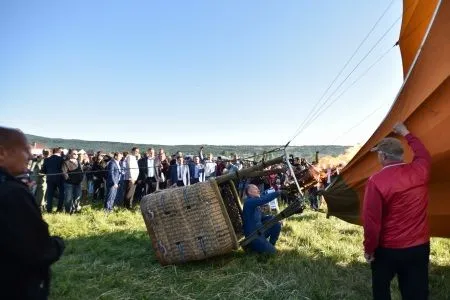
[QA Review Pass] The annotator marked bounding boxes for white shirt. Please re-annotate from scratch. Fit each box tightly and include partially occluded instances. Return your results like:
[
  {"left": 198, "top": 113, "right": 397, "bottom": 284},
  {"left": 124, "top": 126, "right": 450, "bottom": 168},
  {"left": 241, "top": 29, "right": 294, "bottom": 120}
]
[
  {"left": 147, "top": 158, "right": 155, "bottom": 178},
  {"left": 266, "top": 188, "right": 279, "bottom": 210},
  {"left": 204, "top": 161, "right": 217, "bottom": 177},
  {"left": 125, "top": 155, "right": 139, "bottom": 181}
]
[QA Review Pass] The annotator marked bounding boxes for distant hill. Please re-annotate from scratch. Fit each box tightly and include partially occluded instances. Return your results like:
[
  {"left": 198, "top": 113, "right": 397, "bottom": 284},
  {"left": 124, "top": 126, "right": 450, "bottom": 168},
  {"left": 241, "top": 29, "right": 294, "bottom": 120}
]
[{"left": 25, "top": 133, "right": 350, "bottom": 161}]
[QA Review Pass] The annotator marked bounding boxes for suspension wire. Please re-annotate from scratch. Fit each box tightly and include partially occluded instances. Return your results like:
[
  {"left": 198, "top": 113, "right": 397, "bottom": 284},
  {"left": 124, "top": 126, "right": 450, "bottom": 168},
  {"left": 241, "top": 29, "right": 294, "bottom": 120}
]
[
  {"left": 331, "top": 102, "right": 391, "bottom": 144},
  {"left": 286, "top": 0, "right": 397, "bottom": 144},
  {"left": 289, "top": 18, "right": 401, "bottom": 145},
  {"left": 300, "top": 45, "right": 395, "bottom": 134},
  {"left": 286, "top": 0, "right": 426, "bottom": 146},
  {"left": 291, "top": 2, "right": 434, "bottom": 143}
]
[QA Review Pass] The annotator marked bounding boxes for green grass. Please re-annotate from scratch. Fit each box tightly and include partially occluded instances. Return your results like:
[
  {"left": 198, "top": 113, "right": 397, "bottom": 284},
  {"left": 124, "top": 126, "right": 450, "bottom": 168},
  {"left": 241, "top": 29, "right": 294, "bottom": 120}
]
[{"left": 45, "top": 205, "right": 450, "bottom": 300}]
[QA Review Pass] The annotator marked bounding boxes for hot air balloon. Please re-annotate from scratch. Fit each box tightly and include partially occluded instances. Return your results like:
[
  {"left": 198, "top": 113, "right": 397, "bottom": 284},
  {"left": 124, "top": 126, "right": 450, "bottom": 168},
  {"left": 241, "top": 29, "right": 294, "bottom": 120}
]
[{"left": 323, "top": 0, "right": 450, "bottom": 237}]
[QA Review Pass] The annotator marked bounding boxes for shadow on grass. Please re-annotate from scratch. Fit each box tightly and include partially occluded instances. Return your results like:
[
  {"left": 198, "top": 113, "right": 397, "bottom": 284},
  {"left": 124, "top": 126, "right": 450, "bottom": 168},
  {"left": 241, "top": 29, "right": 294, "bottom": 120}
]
[
  {"left": 49, "top": 230, "right": 450, "bottom": 300},
  {"left": 338, "top": 228, "right": 361, "bottom": 235},
  {"left": 288, "top": 212, "right": 320, "bottom": 222}
]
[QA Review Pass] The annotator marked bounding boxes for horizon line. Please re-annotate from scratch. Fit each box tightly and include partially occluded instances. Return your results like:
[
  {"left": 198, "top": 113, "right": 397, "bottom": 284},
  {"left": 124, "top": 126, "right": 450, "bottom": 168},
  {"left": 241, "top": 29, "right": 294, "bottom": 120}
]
[{"left": 25, "top": 133, "right": 354, "bottom": 148}]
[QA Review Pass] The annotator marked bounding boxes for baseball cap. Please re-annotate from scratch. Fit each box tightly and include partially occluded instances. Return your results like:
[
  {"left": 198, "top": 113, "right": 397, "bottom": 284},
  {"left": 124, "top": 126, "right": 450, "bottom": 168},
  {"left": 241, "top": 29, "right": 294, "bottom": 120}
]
[{"left": 371, "top": 137, "right": 404, "bottom": 156}]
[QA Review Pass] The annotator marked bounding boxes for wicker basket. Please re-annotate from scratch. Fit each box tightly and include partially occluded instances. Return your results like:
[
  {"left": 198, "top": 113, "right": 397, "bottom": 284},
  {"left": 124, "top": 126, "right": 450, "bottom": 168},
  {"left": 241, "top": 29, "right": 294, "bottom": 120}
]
[{"left": 140, "top": 179, "right": 241, "bottom": 265}]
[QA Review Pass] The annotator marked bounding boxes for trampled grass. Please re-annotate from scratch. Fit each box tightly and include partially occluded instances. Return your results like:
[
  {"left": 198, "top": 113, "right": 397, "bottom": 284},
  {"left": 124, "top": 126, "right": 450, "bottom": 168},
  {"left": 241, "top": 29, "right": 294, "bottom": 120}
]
[{"left": 45, "top": 205, "right": 450, "bottom": 300}]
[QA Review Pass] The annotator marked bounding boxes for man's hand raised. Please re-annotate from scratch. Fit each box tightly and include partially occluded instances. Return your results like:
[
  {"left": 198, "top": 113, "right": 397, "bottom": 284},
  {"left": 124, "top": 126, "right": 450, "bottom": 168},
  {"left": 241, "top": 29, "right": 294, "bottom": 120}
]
[{"left": 393, "top": 122, "right": 410, "bottom": 137}]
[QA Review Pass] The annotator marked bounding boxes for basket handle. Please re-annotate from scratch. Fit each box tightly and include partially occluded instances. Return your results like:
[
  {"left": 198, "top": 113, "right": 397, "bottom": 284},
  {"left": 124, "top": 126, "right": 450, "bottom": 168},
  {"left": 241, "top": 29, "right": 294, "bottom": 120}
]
[
  {"left": 158, "top": 241, "right": 167, "bottom": 256},
  {"left": 147, "top": 209, "right": 155, "bottom": 220}
]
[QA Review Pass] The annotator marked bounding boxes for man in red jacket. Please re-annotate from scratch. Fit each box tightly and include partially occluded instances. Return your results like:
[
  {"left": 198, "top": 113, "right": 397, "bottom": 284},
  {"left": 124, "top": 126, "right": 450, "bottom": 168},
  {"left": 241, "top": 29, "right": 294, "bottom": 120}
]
[{"left": 363, "top": 122, "right": 431, "bottom": 300}]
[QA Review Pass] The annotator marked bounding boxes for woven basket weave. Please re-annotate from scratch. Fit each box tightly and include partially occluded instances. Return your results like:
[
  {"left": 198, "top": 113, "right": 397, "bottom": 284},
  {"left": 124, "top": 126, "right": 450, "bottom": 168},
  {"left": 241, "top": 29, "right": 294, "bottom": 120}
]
[{"left": 140, "top": 179, "right": 240, "bottom": 265}]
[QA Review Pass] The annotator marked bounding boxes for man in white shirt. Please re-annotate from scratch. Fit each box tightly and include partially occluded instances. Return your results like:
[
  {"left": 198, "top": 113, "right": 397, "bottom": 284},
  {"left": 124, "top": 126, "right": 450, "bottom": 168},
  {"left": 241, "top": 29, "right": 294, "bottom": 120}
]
[
  {"left": 204, "top": 153, "right": 217, "bottom": 180},
  {"left": 137, "top": 148, "right": 158, "bottom": 196},
  {"left": 123, "top": 147, "right": 139, "bottom": 209},
  {"left": 170, "top": 156, "right": 190, "bottom": 187}
]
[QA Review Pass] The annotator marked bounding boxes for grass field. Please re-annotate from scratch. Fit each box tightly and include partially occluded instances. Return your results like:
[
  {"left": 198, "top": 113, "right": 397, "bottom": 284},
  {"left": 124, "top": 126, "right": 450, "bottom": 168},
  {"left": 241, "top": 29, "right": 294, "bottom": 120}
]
[{"left": 45, "top": 205, "right": 450, "bottom": 300}]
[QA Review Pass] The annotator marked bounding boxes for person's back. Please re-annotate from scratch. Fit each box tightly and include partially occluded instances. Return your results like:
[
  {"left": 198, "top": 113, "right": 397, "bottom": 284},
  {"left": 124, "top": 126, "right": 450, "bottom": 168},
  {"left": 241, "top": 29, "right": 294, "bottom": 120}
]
[
  {"left": 369, "top": 158, "right": 430, "bottom": 249},
  {"left": 43, "top": 154, "right": 63, "bottom": 183},
  {"left": 364, "top": 131, "right": 431, "bottom": 253},
  {"left": 42, "top": 149, "right": 65, "bottom": 212}
]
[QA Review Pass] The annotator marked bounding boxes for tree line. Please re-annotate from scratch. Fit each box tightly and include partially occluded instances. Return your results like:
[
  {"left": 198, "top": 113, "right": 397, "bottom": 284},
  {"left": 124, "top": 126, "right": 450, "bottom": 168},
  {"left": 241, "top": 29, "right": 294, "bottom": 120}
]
[{"left": 26, "top": 134, "right": 349, "bottom": 161}]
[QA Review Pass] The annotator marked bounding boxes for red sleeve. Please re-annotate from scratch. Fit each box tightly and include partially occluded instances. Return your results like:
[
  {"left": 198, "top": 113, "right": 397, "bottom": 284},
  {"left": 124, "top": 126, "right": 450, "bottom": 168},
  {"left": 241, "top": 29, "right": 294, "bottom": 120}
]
[
  {"left": 405, "top": 133, "right": 431, "bottom": 181},
  {"left": 363, "top": 178, "right": 383, "bottom": 255}
]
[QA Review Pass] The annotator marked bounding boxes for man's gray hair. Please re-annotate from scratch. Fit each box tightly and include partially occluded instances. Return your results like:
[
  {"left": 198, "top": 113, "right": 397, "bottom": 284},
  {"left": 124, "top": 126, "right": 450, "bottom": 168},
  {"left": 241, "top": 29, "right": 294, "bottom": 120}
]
[{"left": 383, "top": 152, "right": 403, "bottom": 162}]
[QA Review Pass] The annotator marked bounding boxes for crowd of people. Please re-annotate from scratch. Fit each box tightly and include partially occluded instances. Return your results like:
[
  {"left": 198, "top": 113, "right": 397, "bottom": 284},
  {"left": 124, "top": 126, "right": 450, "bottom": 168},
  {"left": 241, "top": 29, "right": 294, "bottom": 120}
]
[
  {"left": 0, "top": 122, "right": 434, "bottom": 299},
  {"left": 25, "top": 142, "right": 345, "bottom": 216},
  {"left": 26, "top": 145, "right": 265, "bottom": 214}
]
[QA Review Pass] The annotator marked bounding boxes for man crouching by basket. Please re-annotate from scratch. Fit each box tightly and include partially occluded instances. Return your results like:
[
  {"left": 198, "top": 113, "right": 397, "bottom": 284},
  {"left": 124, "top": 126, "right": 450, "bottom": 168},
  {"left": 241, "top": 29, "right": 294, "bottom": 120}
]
[{"left": 243, "top": 184, "right": 284, "bottom": 254}]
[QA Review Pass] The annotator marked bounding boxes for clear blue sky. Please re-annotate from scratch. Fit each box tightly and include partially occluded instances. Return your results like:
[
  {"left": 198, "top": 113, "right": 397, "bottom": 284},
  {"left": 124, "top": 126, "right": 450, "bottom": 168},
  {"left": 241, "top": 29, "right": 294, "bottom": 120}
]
[{"left": 0, "top": 0, "right": 404, "bottom": 146}]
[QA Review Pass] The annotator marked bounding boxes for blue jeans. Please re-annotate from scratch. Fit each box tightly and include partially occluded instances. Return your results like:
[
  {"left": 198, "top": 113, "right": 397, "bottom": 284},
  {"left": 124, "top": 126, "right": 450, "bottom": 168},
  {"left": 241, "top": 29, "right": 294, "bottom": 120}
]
[
  {"left": 114, "top": 180, "right": 125, "bottom": 206},
  {"left": 87, "top": 180, "right": 94, "bottom": 196},
  {"left": 248, "top": 216, "right": 282, "bottom": 254},
  {"left": 64, "top": 183, "right": 81, "bottom": 213},
  {"left": 105, "top": 185, "right": 118, "bottom": 211},
  {"left": 309, "top": 194, "right": 319, "bottom": 210}
]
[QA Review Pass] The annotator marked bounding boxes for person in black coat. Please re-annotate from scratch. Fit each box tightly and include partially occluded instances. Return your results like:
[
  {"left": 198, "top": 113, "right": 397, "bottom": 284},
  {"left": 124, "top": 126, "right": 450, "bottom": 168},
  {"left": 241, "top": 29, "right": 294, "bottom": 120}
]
[
  {"left": 42, "top": 147, "right": 65, "bottom": 212},
  {"left": 0, "top": 127, "right": 65, "bottom": 299},
  {"left": 92, "top": 152, "right": 107, "bottom": 201},
  {"left": 136, "top": 148, "right": 158, "bottom": 198}
]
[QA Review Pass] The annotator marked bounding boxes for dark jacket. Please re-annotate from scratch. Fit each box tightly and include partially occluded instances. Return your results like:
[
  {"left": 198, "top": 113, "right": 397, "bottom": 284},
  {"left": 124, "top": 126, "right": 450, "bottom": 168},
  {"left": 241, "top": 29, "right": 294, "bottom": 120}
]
[
  {"left": 137, "top": 156, "right": 157, "bottom": 181},
  {"left": 92, "top": 159, "right": 107, "bottom": 181},
  {"left": 0, "top": 168, "right": 65, "bottom": 299},
  {"left": 170, "top": 163, "right": 190, "bottom": 186},
  {"left": 42, "top": 155, "right": 64, "bottom": 184}
]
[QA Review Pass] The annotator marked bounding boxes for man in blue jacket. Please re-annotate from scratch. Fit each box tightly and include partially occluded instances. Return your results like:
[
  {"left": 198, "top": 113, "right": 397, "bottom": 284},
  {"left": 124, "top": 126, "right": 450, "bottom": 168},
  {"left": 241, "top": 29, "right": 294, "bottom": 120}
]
[
  {"left": 105, "top": 152, "right": 123, "bottom": 213},
  {"left": 243, "top": 184, "right": 283, "bottom": 254},
  {"left": 189, "top": 156, "right": 205, "bottom": 184}
]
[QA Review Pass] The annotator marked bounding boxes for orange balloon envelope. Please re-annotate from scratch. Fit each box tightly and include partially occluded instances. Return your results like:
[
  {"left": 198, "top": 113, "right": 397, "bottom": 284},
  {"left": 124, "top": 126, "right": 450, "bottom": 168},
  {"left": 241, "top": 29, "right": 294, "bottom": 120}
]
[{"left": 323, "top": 0, "right": 450, "bottom": 237}]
